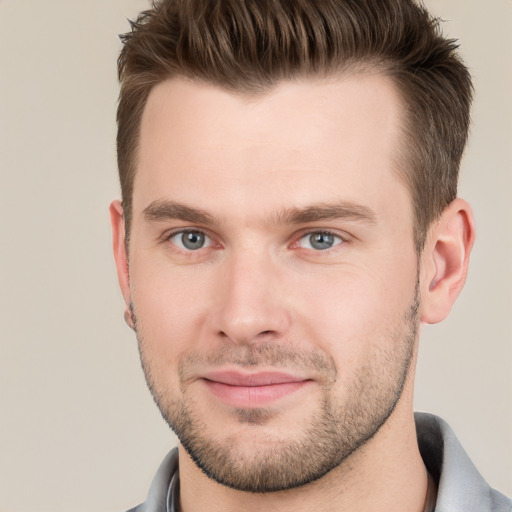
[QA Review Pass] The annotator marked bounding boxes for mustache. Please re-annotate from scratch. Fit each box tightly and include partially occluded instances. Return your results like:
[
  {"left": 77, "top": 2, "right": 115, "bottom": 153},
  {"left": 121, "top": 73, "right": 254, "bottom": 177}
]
[{"left": 177, "top": 343, "right": 338, "bottom": 384}]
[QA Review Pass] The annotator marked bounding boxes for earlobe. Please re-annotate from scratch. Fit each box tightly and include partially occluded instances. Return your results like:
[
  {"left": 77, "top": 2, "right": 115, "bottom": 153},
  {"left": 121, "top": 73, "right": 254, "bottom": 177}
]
[
  {"left": 420, "top": 198, "right": 475, "bottom": 325},
  {"left": 109, "top": 200, "right": 133, "bottom": 328}
]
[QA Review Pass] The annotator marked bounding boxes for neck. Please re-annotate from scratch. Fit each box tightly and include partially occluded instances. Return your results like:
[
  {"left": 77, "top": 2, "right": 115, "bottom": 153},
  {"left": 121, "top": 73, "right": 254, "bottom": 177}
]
[{"left": 178, "top": 404, "right": 428, "bottom": 512}]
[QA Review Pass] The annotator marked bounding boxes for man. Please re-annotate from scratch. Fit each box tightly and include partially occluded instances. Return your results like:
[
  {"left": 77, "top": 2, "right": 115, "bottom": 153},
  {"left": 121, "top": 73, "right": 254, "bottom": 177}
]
[{"left": 110, "top": 1, "right": 511, "bottom": 511}]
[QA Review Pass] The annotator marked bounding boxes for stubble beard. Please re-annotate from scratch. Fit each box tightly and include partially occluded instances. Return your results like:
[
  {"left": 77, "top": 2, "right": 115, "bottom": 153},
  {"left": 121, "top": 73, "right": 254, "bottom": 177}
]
[{"left": 133, "top": 290, "right": 419, "bottom": 493}]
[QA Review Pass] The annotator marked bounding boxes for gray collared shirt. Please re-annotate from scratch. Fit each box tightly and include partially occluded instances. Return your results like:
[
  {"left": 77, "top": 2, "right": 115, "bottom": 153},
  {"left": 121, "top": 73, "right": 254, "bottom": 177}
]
[{"left": 127, "top": 413, "right": 512, "bottom": 512}]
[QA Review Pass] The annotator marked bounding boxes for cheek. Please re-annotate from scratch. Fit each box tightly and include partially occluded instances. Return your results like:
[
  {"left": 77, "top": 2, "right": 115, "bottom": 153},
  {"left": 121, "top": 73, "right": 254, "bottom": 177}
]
[
  {"left": 130, "top": 260, "right": 212, "bottom": 365},
  {"left": 293, "top": 260, "right": 417, "bottom": 367}
]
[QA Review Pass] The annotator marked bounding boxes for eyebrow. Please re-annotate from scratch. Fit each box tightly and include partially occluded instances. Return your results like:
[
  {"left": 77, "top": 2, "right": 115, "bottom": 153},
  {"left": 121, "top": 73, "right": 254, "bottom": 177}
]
[
  {"left": 143, "top": 200, "right": 219, "bottom": 225},
  {"left": 142, "top": 199, "right": 376, "bottom": 226},
  {"left": 271, "top": 202, "right": 377, "bottom": 225}
]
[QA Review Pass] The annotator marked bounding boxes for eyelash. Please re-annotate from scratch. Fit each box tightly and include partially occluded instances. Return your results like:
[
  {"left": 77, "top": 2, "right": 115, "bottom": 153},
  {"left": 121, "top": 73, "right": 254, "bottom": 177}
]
[
  {"left": 293, "top": 231, "right": 345, "bottom": 252},
  {"left": 163, "top": 228, "right": 346, "bottom": 254},
  {"left": 164, "top": 229, "right": 215, "bottom": 252}
]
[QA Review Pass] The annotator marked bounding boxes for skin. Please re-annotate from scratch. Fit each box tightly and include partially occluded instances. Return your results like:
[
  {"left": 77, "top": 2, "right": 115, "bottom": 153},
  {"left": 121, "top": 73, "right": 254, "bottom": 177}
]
[{"left": 111, "top": 73, "right": 475, "bottom": 512}]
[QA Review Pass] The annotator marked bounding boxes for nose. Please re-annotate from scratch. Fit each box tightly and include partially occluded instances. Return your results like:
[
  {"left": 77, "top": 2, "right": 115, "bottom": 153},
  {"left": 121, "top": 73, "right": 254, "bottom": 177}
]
[{"left": 209, "top": 249, "right": 292, "bottom": 345}]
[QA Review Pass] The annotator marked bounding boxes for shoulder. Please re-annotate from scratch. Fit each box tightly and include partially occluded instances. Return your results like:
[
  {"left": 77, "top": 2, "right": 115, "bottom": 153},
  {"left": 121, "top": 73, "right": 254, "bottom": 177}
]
[{"left": 415, "top": 413, "right": 512, "bottom": 512}]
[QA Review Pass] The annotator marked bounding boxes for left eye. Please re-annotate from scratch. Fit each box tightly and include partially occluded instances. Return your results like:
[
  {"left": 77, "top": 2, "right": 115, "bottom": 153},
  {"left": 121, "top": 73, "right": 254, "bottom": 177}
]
[
  {"left": 169, "top": 230, "right": 212, "bottom": 251},
  {"left": 297, "top": 232, "right": 343, "bottom": 251}
]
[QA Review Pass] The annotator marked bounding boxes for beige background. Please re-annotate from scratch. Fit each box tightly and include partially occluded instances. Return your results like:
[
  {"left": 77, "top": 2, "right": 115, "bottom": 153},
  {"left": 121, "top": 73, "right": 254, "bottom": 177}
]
[{"left": 0, "top": 1, "right": 510, "bottom": 510}]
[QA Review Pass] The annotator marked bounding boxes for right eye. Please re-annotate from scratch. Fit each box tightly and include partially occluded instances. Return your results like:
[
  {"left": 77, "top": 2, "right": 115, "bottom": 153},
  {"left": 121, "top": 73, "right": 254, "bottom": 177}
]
[{"left": 169, "top": 230, "right": 212, "bottom": 251}]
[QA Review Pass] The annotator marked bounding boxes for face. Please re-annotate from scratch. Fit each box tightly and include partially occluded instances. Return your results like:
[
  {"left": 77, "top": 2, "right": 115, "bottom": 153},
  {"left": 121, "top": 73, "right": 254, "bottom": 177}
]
[{"left": 120, "top": 74, "right": 421, "bottom": 492}]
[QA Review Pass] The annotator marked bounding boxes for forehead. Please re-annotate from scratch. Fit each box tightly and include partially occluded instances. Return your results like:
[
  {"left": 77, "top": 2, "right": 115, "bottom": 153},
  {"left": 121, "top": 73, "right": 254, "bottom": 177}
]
[{"left": 134, "top": 73, "right": 410, "bottom": 224}]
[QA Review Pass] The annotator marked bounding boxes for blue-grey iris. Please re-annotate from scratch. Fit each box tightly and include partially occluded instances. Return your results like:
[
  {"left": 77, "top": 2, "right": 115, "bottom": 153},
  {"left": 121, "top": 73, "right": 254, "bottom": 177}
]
[
  {"left": 309, "top": 232, "right": 335, "bottom": 250},
  {"left": 182, "top": 231, "right": 205, "bottom": 250}
]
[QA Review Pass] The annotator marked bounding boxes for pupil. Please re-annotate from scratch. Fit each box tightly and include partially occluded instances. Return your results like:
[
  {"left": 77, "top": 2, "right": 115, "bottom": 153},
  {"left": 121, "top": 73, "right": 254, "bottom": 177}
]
[
  {"left": 182, "top": 231, "right": 204, "bottom": 250},
  {"left": 310, "top": 233, "right": 333, "bottom": 250}
]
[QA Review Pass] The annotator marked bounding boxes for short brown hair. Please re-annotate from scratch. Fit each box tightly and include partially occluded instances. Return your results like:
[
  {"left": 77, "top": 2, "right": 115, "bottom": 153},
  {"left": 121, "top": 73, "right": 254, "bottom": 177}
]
[{"left": 117, "top": 0, "right": 473, "bottom": 250}]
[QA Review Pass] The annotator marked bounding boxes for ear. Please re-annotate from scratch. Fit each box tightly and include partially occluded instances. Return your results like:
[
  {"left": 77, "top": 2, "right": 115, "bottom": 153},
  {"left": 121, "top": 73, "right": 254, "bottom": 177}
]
[
  {"left": 420, "top": 198, "right": 475, "bottom": 324},
  {"left": 109, "top": 200, "right": 134, "bottom": 329}
]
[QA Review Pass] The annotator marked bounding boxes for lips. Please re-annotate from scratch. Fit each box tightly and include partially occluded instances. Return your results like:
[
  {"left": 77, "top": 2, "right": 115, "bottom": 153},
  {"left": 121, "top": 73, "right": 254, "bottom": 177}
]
[{"left": 200, "top": 370, "right": 311, "bottom": 407}]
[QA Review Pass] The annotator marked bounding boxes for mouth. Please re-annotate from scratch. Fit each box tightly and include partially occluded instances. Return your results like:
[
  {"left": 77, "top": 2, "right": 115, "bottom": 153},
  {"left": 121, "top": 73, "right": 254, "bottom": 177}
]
[{"left": 200, "top": 370, "right": 312, "bottom": 408}]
